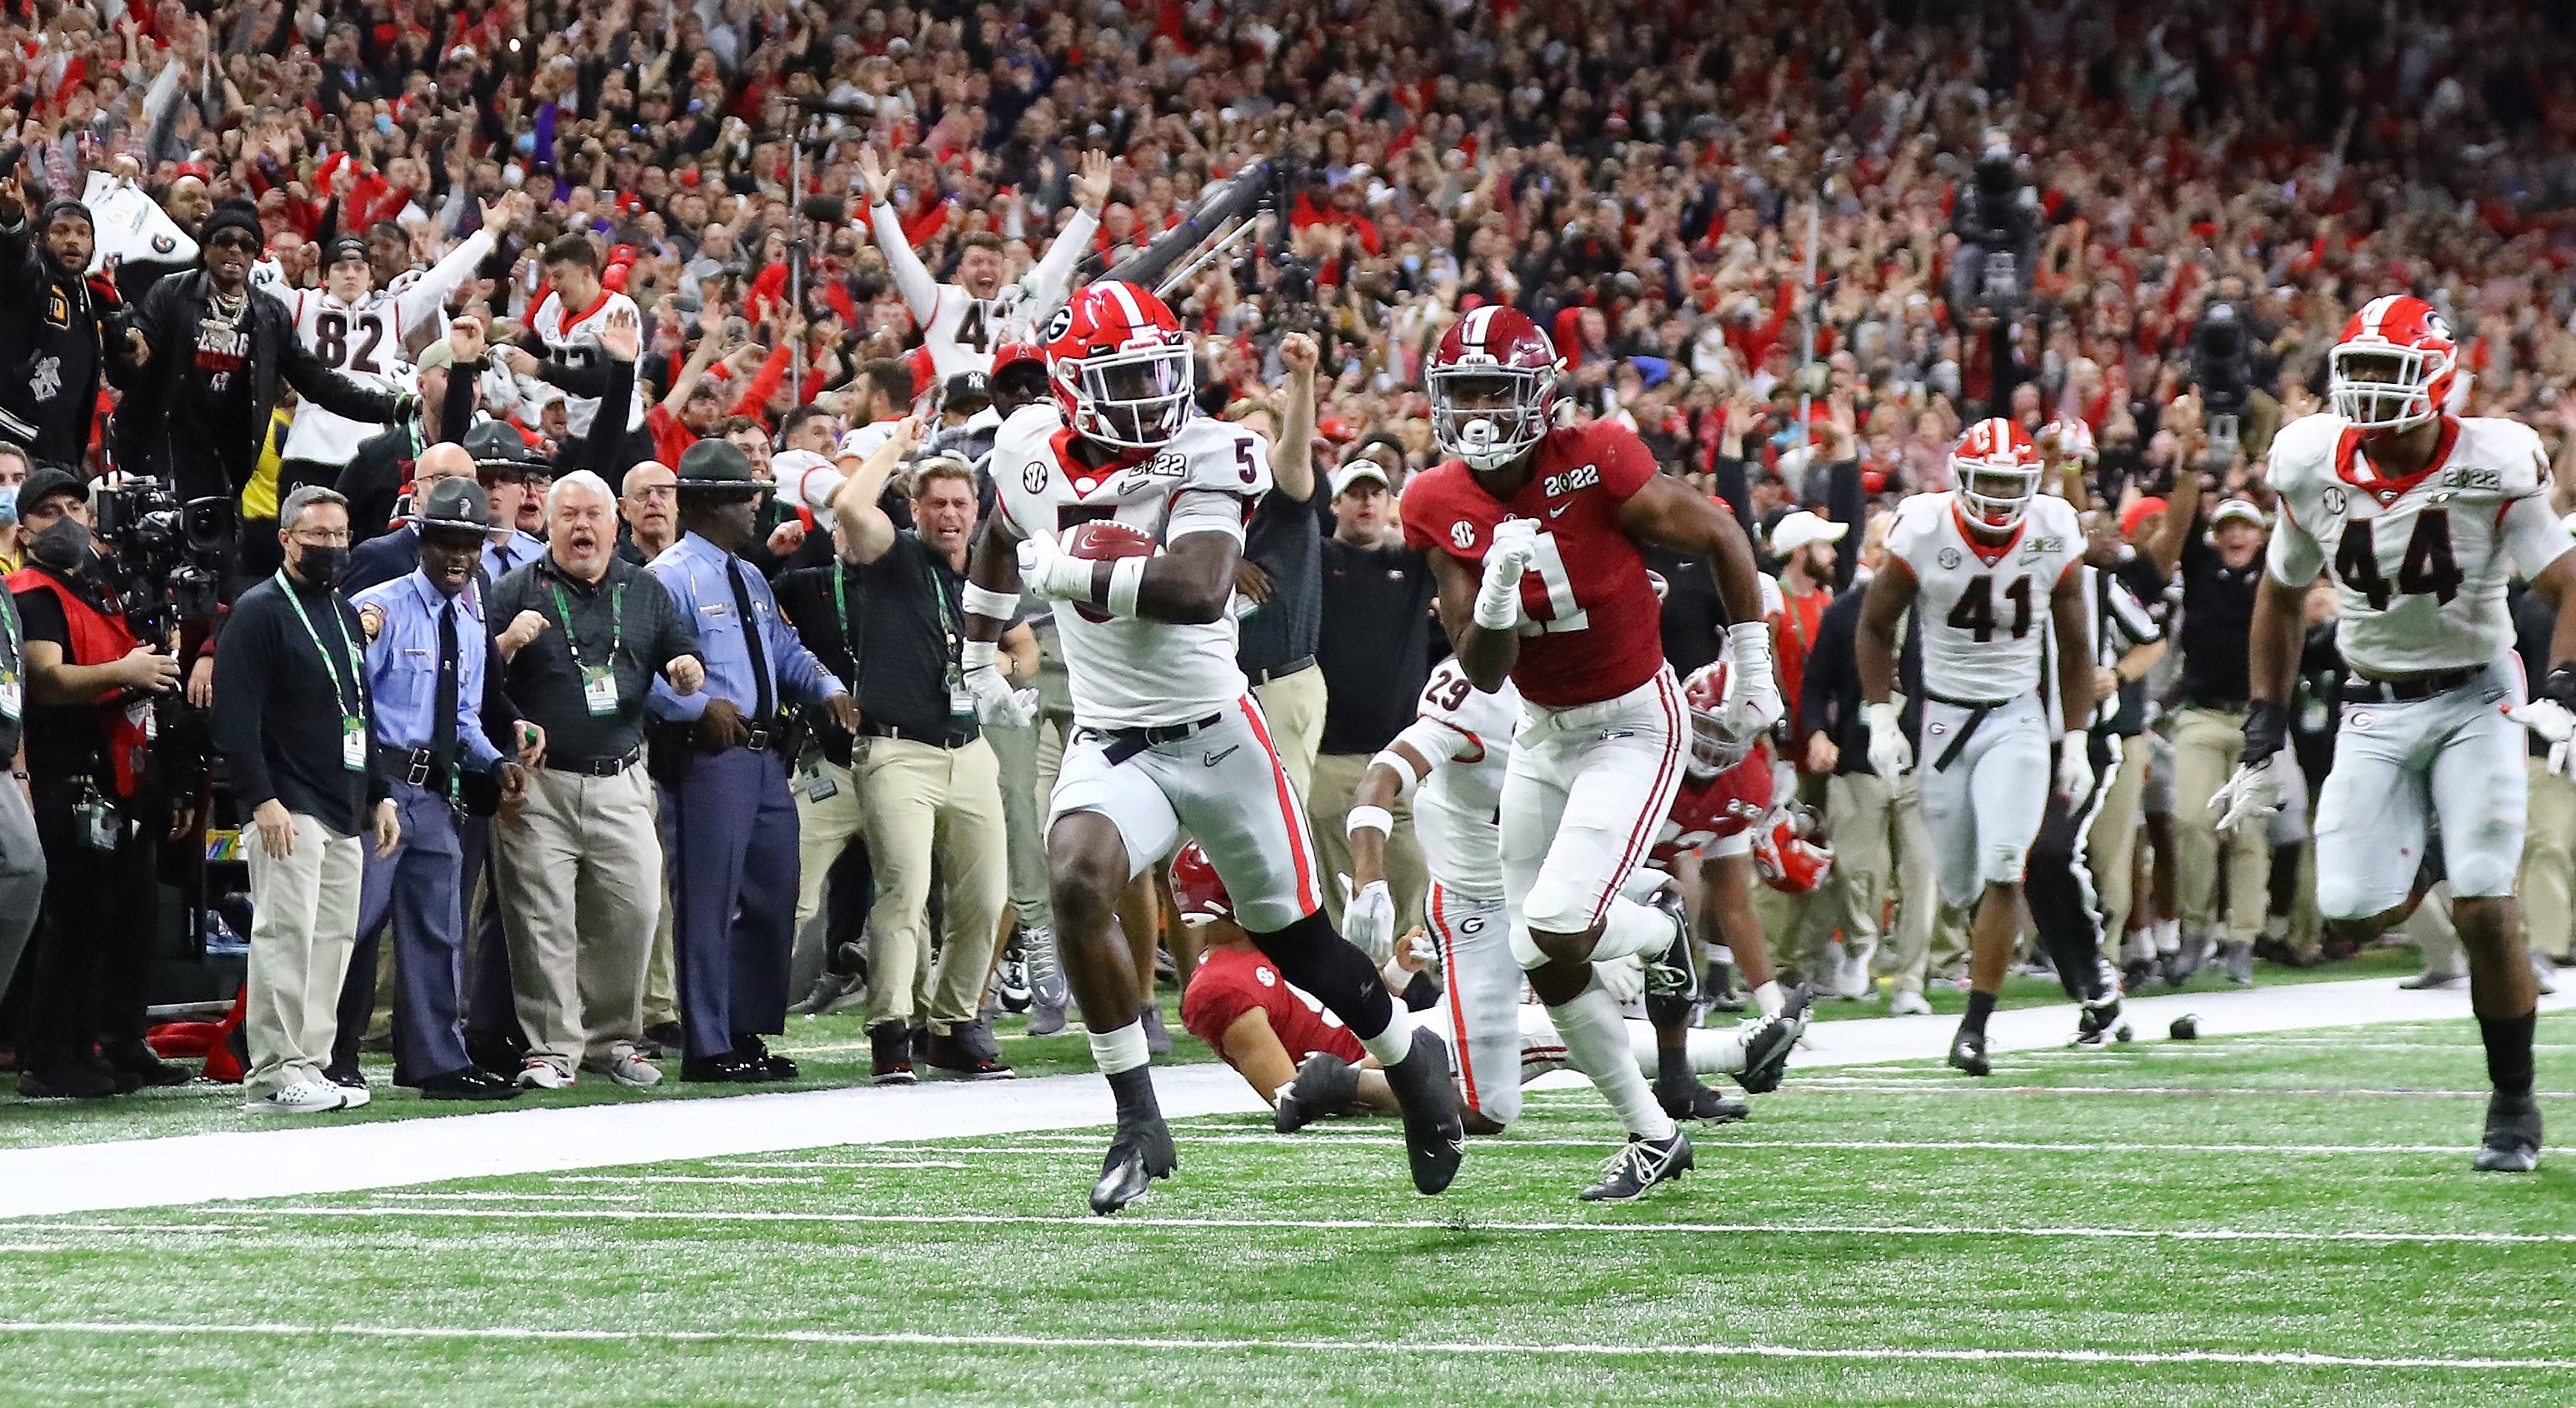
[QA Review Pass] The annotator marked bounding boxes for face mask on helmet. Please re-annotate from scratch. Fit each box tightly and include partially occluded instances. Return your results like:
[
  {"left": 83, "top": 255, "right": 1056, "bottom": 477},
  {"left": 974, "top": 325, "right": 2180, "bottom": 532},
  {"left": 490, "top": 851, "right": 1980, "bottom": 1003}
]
[
  {"left": 1685, "top": 703, "right": 1753, "bottom": 779},
  {"left": 2328, "top": 345, "right": 2447, "bottom": 432},
  {"left": 1430, "top": 367, "right": 1548, "bottom": 470},
  {"left": 1066, "top": 340, "right": 1193, "bottom": 449},
  {"left": 1959, "top": 462, "right": 2039, "bottom": 529}
]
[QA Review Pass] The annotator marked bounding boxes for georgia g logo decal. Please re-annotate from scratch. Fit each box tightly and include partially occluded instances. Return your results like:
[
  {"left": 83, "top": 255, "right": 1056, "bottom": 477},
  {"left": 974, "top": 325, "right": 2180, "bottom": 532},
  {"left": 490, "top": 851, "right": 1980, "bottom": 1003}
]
[{"left": 1043, "top": 306, "right": 1074, "bottom": 342}]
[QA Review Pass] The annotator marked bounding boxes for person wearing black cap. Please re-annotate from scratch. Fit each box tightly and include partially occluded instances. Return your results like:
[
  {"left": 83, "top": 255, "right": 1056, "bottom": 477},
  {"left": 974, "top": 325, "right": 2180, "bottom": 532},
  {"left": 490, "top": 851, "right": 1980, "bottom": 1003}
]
[
  {"left": 117, "top": 200, "right": 411, "bottom": 523},
  {"left": 645, "top": 437, "right": 857, "bottom": 1082},
  {"left": 5, "top": 467, "right": 188, "bottom": 1098},
  {"left": 334, "top": 477, "right": 525, "bottom": 1101},
  {"left": 0, "top": 178, "right": 143, "bottom": 468},
  {"left": 210, "top": 483, "right": 402, "bottom": 1115}
]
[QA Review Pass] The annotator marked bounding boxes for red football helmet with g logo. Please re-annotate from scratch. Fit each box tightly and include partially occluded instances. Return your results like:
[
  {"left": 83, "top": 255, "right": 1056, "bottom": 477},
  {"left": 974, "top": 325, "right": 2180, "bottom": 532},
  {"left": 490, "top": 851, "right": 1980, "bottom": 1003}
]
[
  {"left": 1427, "top": 305, "right": 1562, "bottom": 471},
  {"left": 1171, "top": 841, "right": 1233, "bottom": 923},
  {"left": 1041, "top": 281, "right": 1193, "bottom": 450},
  {"left": 1753, "top": 803, "right": 1834, "bottom": 894},
  {"left": 2329, "top": 294, "right": 2457, "bottom": 433},
  {"left": 1681, "top": 659, "right": 1755, "bottom": 779},
  {"left": 1952, "top": 417, "right": 2041, "bottom": 531}
]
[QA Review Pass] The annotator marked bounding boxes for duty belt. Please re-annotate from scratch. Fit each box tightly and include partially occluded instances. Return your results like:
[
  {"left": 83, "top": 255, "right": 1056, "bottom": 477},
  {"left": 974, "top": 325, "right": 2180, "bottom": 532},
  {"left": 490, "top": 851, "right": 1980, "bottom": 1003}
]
[
  {"left": 1246, "top": 655, "right": 1315, "bottom": 687},
  {"left": 1088, "top": 711, "right": 1225, "bottom": 766},
  {"left": 376, "top": 745, "right": 456, "bottom": 792},
  {"left": 1922, "top": 689, "right": 2018, "bottom": 773},
  {"left": 2342, "top": 666, "right": 2481, "bottom": 704},
  {"left": 544, "top": 746, "right": 643, "bottom": 776}
]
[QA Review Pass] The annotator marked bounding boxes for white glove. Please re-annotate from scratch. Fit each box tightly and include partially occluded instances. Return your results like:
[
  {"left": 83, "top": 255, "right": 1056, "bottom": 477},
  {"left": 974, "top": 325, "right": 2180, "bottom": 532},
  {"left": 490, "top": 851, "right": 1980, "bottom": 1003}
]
[
  {"left": 1014, "top": 531, "right": 1097, "bottom": 603},
  {"left": 2054, "top": 730, "right": 2093, "bottom": 802},
  {"left": 1723, "top": 621, "right": 1783, "bottom": 734},
  {"left": 1473, "top": 518, "right": 1538, "bottom": 630},
  {"left": 1864, "top": 701, "right": 1913, "bottom": 778},
  {"left": 2508, "top": 698, "right": 2576, "bottom": 776},
  {"left": 2208, "top": 751, "right": 2287, "bottom": 836},
  {"left": 959, "top": 642, "right": 1038, "bottom": 727},
  {"left": 1338, "top": 874, "right": 1397, "bottom": 966},
  {"left": 1594, "top": 952, "right": 1647, "bottom": 1005}
]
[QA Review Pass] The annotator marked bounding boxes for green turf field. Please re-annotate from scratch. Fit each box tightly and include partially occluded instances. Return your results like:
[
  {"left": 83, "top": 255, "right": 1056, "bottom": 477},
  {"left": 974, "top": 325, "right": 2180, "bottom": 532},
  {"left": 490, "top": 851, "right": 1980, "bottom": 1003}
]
[{"left": 2, "top": 1006, "right": 2570, "bottom": 1406}]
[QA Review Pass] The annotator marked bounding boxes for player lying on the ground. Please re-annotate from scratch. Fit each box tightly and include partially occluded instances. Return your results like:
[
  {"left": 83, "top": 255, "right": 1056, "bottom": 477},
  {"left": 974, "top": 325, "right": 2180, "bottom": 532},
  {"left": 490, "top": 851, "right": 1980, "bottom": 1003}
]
[
  {"left": 1170, "top": 841, "right": 1803, "bottom": 1131},
  {"left": 2213, "top": 294, "right": 2576, "bottom": 1173}
]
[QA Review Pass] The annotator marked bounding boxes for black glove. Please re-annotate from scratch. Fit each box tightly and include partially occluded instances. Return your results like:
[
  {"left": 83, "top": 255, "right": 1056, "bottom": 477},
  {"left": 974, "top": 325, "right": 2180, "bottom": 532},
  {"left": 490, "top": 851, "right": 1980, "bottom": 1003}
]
[
  {"left": 2240, "top": 701, "right": 2289, "bottom": 766},
  {"left": 2542, "top": 666, "right": 2576, "bottom": 711}
]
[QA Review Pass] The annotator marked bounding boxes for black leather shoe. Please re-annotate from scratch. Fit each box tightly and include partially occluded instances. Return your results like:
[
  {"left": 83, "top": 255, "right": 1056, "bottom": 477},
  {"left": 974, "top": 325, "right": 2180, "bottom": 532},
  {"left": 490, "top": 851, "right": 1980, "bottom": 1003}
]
[
  {"left": 418, "top": 1067, "right": 522, "bottom": 1101},
  {"left": 732, "top": 1033, "right": 798, "bottom": 1081},
  {"left": 679, "top": 1051, "right": 762, "bottom": 1083},
  {"left": 104, "top": 1042, "right": 193, "bottom": 1088},
  {"left": 466, "top": 1031, "right": 529, "bottom": 1079},
  {"left": 19, "top": 1064, "right": 117, "bottom": 1099},
  {"left": 1088, "top": 1117, "right": 1178, "bottom": 1215}
]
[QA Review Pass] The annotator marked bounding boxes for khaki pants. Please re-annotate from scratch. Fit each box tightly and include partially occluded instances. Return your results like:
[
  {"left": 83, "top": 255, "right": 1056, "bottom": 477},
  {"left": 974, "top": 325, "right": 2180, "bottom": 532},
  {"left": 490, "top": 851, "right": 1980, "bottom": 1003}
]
[
  {"left": 1253, "top": 663, "right": 1328, "bottom": 802},
  {"left": 2086, "top": 734, "right": 2152, "bottom": 943},
  {"left": 1821, "top": 770, "right": 1938, "bottom": 994},
  {"left": 641, "top": 781, "right": 678, "bottom": 1028},
  {"left": 983, "top": 711, "right": 1059, "bottom": 930},
  {"left": 495, "top": 764, "right": 659, "bottom": 1077},
  {"left": 1306, "top": 749, "right": 1426, "bottom": 935},
  {"left": 788, "top": 761, "right": 870, "bottom": 983},
  {"left": 2520, "top": 756, "right": 2576, "bottom": 961},
  {"left": 2170, "top": 706, "right": 2268, "bottom": 945},
  {"left": 243, "top": 812, "right": 365, "bottom": 1096},
  {"left": 857, "top": 736, "right": 1009, "bottom": 1032}
]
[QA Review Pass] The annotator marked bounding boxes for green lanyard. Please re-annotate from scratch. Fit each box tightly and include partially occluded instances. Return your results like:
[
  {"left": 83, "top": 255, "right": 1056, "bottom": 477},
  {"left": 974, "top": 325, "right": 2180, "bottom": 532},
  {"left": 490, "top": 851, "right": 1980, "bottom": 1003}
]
[
  {"left": 548, "top": 580, "right": 624, "bottom": 670},
  {"left": 275, "top": 570, "right": 361, "bottom": 719}
]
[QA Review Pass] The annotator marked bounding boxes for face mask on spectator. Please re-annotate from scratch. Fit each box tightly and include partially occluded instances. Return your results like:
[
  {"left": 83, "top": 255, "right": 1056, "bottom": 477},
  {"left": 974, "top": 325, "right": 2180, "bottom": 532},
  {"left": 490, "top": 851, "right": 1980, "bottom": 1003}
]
[
  {"left": 29, "top": 517, "right": 92, "bottom": 572},
  {"left": 298, "top": 543, "right": 349, "bottom": 582},
  {"left": 0, "top": 484, "right": 16, "bottom": 526}
]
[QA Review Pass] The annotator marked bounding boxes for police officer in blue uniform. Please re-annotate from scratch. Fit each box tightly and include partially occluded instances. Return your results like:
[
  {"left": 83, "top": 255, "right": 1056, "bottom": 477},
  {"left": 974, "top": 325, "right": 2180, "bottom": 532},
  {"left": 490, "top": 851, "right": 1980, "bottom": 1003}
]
[
  {"left": 340, "top": 477, "right": 527, "bottom": 1099},
  {"left": 648, "top": 438, "right": 858, "bottom": 1081}
]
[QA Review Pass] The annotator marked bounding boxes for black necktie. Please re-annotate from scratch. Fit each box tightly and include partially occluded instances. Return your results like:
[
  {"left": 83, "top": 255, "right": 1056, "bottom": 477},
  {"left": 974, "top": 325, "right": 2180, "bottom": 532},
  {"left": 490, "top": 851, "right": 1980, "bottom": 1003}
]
[
  {"left": 433, "top": 598, "right": 459, "bottom": 774},
  {"left": 492, "top": 542, "right": 516, "bottom": 575},
  {"left": 728, "top": 557, "right": 773, "bottom": 721}
]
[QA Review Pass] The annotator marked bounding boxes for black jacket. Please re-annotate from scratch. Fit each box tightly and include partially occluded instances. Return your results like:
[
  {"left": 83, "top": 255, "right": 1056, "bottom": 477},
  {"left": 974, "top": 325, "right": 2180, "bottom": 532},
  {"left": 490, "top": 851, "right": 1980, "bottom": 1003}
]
[
  {"left": 1800, "top": 582, "right": 1926, "bottom": 777},
  {"left": 118, "top": 271, "right": 402, "bottom": 502},
  {"left": 0, "top": 216, "right": 120, "bottom": 467}
]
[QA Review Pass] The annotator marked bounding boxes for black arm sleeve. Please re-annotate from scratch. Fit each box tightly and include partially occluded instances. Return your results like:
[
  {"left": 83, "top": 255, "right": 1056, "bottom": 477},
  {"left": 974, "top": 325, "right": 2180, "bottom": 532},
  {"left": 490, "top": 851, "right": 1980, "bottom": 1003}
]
[
  {"left": 1709, "top": 454, "right": 1753, "bottom": 534},
  {"left": 438, "top": 356, "right": 481, "bottom": 442},
  {"left": 1824, "top": 458, "right": 1863, "bottom": 593},
  {"left": 281, "top": 331, "right": 403, "bottom": 423},
  {"left": 583, "top": 359, "right": 638, "bottom": 475},
  {"left": 1801, "top": 593, "right": 1855, "bottom": 745}
]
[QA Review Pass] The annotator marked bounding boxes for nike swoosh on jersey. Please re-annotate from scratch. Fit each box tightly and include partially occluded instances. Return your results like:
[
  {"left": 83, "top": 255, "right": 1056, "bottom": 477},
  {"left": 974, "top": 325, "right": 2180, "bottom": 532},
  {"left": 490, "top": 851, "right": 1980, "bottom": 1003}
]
[
  {"left": 1548, "top": 503, "right": 1572, "bottom": 517},
  {"left": 1203, "top": 745, "right": 1241, "bottom": 766}
]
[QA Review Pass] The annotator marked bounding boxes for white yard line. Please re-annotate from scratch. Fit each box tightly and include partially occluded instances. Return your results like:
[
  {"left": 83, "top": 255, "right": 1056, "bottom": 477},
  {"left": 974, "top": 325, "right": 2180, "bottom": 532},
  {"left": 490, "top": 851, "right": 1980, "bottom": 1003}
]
[
  {"left": 0, "top": 974, "right": 2563, "bottom": 1219},
  {"left": 721, "top": 1136, "right": 2478, "bottom": 1160},
  {"left": 0, "top": 1319, "right": 2560, "bottom": 1373},
  {"left": 35, "top": 1203, "right": 2574, "bottom": 1247}
]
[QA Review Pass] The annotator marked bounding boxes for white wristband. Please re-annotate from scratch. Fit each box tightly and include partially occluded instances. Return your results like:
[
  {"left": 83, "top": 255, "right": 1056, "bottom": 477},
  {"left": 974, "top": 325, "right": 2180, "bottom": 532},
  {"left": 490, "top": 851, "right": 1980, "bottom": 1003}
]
[
  {"left": 1105, "top": 556, "right": 1148, "bottom": 617},
  {"left": 961, "top": 583, "right": 1018, "bottom": 620},
  {"left": 1345, "top": 805, "right": 1394, "bottom": 838},
  {"left": 1367, "top": 749, "right": 1420, "bottom": 802},
  {"left": 961, "top": 639, "right": 998, "bottom": 671}
]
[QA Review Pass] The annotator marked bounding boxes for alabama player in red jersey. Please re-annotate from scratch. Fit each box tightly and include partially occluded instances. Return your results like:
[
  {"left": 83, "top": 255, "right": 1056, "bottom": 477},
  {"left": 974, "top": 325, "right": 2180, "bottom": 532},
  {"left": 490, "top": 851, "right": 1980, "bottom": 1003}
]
[
  {"left": 1403, "top": 306, "right": 1778, "bottom": 1201},
  {"left": 1858, "top": 420, "right": 2093, "bottom": 1076},
  {"left": 963, "top": 280, "right": 1463, "bottom": 1214},
  {"left": 1653, "top": 659, "right": 1800, "bottom": 1028}
]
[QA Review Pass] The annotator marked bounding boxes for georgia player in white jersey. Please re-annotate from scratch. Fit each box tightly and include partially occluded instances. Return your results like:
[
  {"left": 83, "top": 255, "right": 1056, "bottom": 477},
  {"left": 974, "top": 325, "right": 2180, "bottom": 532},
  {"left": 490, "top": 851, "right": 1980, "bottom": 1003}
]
[
  {"left": 1402, "top": 305, "right": 1778, "bottom": 1201},
  {"left": 960, "top": 280, "right": 1463, "bottom": 1215},
  {"left": 1858, "top": 419, "right": 2093, "bottom": 1077},
  {"left": 1346, "top": 655, "right": 1800, "bottom": 1135},
  {"left": 262, "top": 198, "right": 508, "bottom": 472},
  {"left": 2213, "top": 294, "right": 2576, "bottom": 1173},
  {"left": 499, "top": 233, "right": 645, "bottom": 441},
  {"left": 857, "top": 147, "right": 1109, "bottom": 381}
]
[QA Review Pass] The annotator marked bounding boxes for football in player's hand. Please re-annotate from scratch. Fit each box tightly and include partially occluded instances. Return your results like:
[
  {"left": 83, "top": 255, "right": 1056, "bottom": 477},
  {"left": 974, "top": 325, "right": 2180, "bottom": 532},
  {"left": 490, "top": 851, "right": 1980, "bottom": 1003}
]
[{"left": 1060, "top": 520, "right": 1157, "bottom": 622}]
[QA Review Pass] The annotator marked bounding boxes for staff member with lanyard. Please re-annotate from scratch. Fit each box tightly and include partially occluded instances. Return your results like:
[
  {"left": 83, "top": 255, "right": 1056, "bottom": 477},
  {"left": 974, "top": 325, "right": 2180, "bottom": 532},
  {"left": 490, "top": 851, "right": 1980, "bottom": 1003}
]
[
  {"left": 798, "top": 424, "right": 1028, "bottom": 1083},
  {"left": 489, "top": 470, "right": 706, "bottom": 1090},
  {"left": 334, "top": 480, "right": 527, "bottom": 1101},
  {"left": 647, "top": 439, "right": 856, "bottom": 1083},
  {"left": 212, "top": 486, "right": 402, "bottom": 1115}
]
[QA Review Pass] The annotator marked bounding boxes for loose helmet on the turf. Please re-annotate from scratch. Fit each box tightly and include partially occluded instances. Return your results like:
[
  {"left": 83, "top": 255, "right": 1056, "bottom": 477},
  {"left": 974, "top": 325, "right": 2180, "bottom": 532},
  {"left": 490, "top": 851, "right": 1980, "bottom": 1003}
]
[
  {"left": 1427, "top": 305, "right": 1561, "bottom": 472},
  {"left": 1951, "top": 417, "right": 2041, "bottom": 531},
  {"left": 1041, "top": 280, "right": 1193, "bottom": 449},
  {"left": 1681, "top": 659, "right": 1755, "bottom": 779},
  {"left": 1753, "top": 803, "right": 1833, "bottom": 894},
  {"left": 1171, "top": 841, "right": 1233, "bottom": 923},
  {"left": 2328, "top": 294, "right": 2457, "bottom": 433}
]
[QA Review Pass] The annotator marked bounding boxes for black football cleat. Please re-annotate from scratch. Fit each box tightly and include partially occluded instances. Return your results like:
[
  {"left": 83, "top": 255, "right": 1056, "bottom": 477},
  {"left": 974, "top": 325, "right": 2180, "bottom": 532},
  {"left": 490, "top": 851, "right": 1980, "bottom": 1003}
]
[
  {"left": 1656, "top": 1076, "right": 1748, "bottom": 1124},
  {"left": 1088, "top": 1117, "right": 1178, "bottom": 1215},
  {"left": 1380, "top": 1026, "right": 1466, "bottom": 1195},
  {"left": 1578, "top": 1129, "right": 1693, "bottom": 1201},
  {"left": 2074, "top": 994, "right": 2124, "bottom": 1047},
  {"left": 1948, "top": 1028, "right": 1991, "bottom": 1077},
  {"left": 2473, "top": 1093, "right": 2543, "bottom": 1173},
  {"left": 1274, "top": 1052, "right": 1362, "bottom": 1133},
  {"left": 1733, "top": 989, "right": 1811, "bottom": 1096}
]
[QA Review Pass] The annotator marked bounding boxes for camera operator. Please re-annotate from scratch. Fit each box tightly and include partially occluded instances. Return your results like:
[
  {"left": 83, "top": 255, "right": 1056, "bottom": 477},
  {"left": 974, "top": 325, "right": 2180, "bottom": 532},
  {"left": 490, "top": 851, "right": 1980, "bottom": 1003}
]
[
  {"left": 1948, "top": 132, "right": 2038, "bottom": 317},
  {"left": 6, "top": 467, "right": 189, "bottom": 1098},
  {"left": 2188, "top": 303, "right": 2282, "bottom": 466},
  {"left": 117, "top": 202, "right": 410, "bottom": 575},
  {"left": 0, "top": 182, "right": 144, "bottom": 468}
]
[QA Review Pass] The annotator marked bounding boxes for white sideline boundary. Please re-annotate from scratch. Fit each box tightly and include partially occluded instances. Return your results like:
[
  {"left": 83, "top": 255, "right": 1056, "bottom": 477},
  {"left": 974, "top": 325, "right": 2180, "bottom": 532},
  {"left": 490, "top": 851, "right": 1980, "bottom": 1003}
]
[
  {"left": 0, "top": 1320, "right": 2563, "bottom": 1374},
  {"left": 0, "top": 974, "right": 2566, "bottom": 1219}
]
